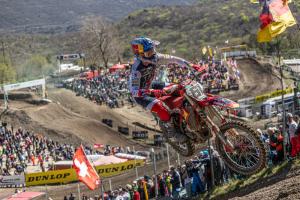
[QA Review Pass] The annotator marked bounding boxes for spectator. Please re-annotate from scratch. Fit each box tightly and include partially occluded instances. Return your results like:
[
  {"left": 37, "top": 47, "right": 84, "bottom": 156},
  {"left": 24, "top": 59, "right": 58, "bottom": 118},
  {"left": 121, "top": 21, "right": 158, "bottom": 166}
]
[
  {"left": 268, "top": 128, "right": 279, "bottom": 164},
  {"left": 69, "top": 193, "right": 75, "bottom": 200},
  {"left": 170, "top": 166, "right": 181, "bottom": 198},
  {"left": 287, "top": 113, "right": 298, "bottom": 158},
  {"left": 133, "top": 188, "right": 141, "bottom": 200}
]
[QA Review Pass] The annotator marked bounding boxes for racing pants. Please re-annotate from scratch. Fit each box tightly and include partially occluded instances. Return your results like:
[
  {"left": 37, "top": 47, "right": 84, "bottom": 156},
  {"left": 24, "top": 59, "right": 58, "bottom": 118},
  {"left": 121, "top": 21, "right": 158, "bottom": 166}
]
[
  {"left": 132, "top": 83, "right": 180, "bottom": 122},
  {"left": 134, "top": 95, "right": 171, "bottom": 122}
]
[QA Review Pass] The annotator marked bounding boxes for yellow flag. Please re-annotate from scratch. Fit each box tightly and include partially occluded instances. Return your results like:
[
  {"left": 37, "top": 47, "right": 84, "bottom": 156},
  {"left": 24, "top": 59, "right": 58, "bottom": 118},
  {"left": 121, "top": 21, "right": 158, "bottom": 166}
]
[
  {"left": 143, "top": 181, "right": 149, "bottom": 200},
  {"left": 257, "top": 25, "right": 272, "bottom": 42},
  {"left": 208, "top": 47, "right": 213, "bottom": 57},
  {"left": 202, "top": 47, "right": 207, "bottom": 55}
]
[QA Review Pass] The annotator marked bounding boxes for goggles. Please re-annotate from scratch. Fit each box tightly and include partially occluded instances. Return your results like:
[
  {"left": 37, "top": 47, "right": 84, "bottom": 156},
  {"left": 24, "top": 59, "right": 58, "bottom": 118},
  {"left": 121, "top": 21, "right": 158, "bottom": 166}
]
[{"left": 143, "top": 48, "right": 155, "bottom": 58}]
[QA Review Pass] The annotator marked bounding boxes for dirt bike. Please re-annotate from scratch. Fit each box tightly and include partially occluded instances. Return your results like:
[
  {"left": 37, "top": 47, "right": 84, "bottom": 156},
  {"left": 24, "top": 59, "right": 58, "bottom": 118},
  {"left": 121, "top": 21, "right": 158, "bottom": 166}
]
[{"left": 158, "top": 80, "right": 266, "bottom": 175}]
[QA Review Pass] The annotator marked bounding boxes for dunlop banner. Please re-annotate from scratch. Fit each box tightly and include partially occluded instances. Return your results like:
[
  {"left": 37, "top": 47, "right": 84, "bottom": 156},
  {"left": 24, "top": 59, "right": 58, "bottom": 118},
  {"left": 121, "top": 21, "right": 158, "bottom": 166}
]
[
  {"left": 25, "top": 159, "right": 144, "bottom": 186},
  {"left": 255, "top": 88, "right": 293, "bottom": 104}
]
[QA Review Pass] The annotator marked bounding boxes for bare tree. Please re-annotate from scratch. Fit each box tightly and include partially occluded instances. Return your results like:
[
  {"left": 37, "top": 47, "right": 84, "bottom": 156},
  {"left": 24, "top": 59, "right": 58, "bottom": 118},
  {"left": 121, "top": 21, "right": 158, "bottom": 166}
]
[{"left": 80, "top": 16, "right": 121, "bottom": 68}]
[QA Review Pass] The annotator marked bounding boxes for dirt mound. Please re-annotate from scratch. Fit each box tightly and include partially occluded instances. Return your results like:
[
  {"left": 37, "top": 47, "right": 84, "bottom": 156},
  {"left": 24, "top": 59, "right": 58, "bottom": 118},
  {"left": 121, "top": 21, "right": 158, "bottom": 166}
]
[
  {"left": 0, "top": 90, "right": 148, "bottom": 149},
  {"left": 0, "top": 91, "right": 33, "bottom": 100},
  {"left": 221, "top": 58, "right": 281, "bottom": 100}
]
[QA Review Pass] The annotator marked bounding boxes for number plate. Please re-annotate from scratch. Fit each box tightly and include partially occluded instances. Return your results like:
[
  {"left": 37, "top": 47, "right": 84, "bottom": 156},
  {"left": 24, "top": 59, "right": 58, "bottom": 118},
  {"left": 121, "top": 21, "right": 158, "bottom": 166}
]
[{"left": 186, "top": 82, "right": 206, "bottom": 101}]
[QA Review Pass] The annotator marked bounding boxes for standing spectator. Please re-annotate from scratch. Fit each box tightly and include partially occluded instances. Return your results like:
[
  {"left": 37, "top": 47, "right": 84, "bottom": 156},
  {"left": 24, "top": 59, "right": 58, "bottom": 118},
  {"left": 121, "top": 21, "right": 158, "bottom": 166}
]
[
  {"left": 157, "top": 174, "right": 166, "bottom": 197},
  {"left": 68, "top": 193, "right": 75, "bottom": 200},
  {"left": 30, "top": 154, "right": 35, "bottom": 166},
  {"left": 82, "top": 194, "right": 88, "bottom": 200},
  {"left": 268, "top": 128, "right": 278, "bottom": 164},
  {"left": 276, "top": 130, "right": 284, "bottom": 162},
  {"left": 287, "top": 113, "right": 298, "bottom": 158},
  {"left": 133, "top": 188, "right": 141, "bottom": 200},
  {"left": 38, "top": 154, "right": 45, "bottom": 172},
  {"left": 170, "top": 166, "right": 181, "bottom": 198}
]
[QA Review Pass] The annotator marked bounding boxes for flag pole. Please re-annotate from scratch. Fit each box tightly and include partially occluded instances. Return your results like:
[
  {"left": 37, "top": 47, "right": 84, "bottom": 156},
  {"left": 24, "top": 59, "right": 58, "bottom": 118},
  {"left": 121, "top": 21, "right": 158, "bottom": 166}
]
[
  {"left": 151, "top": 148, "right": 158, "bottom": 199},
  {"left": 166, "top": 143, "right": 170, "bottom": 169},
  {"left": 276, "top": 38, "right": 289, "bottom": 160},
  {"left": 78, "top": 183, "right": 81, "bottom": 200},
  {"left": 100, "top": 180, "right": 104, "bottom": 200},
  {"left": 132, "top": 146, "right": 139, "bottom": 179},
  {"left": 109, "top": 179, "right": 112, "bottom": 191}
]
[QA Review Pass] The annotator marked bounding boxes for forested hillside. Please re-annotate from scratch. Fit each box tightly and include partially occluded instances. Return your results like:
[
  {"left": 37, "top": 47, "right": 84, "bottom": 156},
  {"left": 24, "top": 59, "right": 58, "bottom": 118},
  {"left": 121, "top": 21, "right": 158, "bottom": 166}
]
[
  {"left": 118, "top": 0, "right": 300, "bottom": 59},
  {"left": 0, "top": 0, "right": 195, "bottom": 33},
  {"left": 0, "top": 0, "right": 299, "bottom": 83}
]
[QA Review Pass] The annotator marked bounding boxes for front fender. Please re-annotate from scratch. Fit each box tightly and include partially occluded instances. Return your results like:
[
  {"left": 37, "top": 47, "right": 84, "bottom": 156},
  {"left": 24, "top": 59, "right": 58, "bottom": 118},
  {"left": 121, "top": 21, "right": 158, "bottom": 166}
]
[{"left": 212, "top": 97, "right": 239, "bottom": 109}]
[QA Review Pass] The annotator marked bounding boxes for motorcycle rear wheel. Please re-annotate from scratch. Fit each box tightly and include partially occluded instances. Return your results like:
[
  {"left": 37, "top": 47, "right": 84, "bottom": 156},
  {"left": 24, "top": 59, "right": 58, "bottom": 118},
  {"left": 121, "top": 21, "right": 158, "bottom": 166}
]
[
  {"left": 159, "top": 120, "right": 195, "bottom": 157},
  {"left": 215, "top": 121, "right": 266, "bottom": 176}
]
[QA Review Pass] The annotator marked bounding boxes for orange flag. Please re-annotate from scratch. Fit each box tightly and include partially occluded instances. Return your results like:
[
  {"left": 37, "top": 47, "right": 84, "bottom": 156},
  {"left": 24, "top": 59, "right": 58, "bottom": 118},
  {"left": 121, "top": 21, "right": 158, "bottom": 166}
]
[{"left": 73, "top": 145, "right": 100, "bottom": 190}]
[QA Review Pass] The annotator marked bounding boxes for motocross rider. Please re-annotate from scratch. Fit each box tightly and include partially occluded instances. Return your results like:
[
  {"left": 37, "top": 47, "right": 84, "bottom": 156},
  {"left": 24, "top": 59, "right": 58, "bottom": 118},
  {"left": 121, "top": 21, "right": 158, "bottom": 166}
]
[{"left": 129, "top": 37, "right": 195, "bottom": 141}]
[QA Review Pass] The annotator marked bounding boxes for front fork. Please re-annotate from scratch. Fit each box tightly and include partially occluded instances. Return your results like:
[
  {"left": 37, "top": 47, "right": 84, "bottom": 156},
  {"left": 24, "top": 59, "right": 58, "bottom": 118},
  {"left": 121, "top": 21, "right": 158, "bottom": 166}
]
[{"left": 184, "top": 94, "right": 235, "bottom": 149}]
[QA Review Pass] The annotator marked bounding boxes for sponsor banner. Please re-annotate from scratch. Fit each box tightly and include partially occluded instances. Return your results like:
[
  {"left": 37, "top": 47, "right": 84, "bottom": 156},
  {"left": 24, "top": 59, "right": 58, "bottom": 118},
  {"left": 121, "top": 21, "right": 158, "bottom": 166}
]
[
  {"left": 25, "top": 168, "right": 76, "bottom": 186},
  {"left": 25, "top": 159, "right": 144, "bottom": 186},
  {"left": 132, "top": 131, "right": 148, "bottom": 139},
  {"left": 57, "top": 54, "right": 85, "bottom": 61},
  {"left": 0, "top": 174, "right": 25, "bottom": 187},
  {"left": 255, "top": 88, "right": 293, "bottom": 103},
  {"left": 3, "top": 79, "right": 45, "bottom": 92}
]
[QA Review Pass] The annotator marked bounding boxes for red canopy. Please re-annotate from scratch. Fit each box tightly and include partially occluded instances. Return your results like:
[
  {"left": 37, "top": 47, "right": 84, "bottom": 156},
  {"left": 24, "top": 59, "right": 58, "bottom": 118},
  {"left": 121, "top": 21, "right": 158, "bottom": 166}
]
[
  {"left": 109, "top": 64, "right": 126, "bottom": 73},
  {"left": 4, "top": 192, "right": 45, "bottom": 200}
]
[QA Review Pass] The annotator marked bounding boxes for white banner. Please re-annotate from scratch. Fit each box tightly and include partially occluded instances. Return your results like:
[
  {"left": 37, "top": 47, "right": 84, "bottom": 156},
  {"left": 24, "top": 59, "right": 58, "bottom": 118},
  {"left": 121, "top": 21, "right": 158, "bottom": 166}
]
[
  {"left": 283, "top": 59, "right": 300, "bottom": 65},
  {"left": 58, "top": 54, "right": 84, "bottom": 61},
  {"left": 3, "top": 79, "right": 45, "bottom": 92},
  {"left": 0, "top": 174, "right": 25, "bottom": 187}
]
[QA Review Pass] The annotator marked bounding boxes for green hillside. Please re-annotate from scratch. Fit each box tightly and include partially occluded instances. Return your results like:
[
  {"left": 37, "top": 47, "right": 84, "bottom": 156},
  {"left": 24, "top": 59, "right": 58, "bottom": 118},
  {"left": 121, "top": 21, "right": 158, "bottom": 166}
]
[
  {"left": 118, "top": 0, "right": 300, "bottom": 59},
  {"left": 1, "top": 0, "right": 300, "bottom": 83}
]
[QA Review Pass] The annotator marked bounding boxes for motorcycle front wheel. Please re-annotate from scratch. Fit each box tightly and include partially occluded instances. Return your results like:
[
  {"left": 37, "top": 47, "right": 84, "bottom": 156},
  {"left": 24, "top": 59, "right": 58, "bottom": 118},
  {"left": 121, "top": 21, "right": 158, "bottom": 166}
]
[{"left": 215, "top": 121, "right": 266, "bottom": 176}]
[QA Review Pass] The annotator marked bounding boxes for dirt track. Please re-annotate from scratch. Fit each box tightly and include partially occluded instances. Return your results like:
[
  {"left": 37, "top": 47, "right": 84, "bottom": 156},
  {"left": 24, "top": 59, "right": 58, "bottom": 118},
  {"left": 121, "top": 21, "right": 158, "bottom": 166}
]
[
  {"left": 222, "top": 58, "right": 281, "bottom": 100},
  {"left": 1, "top": 89, "right": 155, "bottom": 149}
]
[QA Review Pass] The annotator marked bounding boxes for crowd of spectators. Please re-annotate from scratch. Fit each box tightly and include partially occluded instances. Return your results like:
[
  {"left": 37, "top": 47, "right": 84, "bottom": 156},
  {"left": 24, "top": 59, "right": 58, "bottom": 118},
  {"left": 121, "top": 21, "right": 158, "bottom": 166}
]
[
  {"left": 60, "top": 114, "right": 300, "bottom": 200},
  {"left": 65, "top": 71, "right": 130, "bottom": 108},
  {"left": 65, "top": 58, "right": 241, "bottom": 111},
  {"left": 199, "top": 58, "right": 240, "bottom": 93},
  {"left": 67, "top": 148, "right": 230, "bottom": 200},
  {"left": 0, "top": 121, "right": 78, "bottom": 175},
  {"left": 165, "top": 58, "right": 240, "bottom": 94},
  {"left": 0, "top": 122, "right": 129, "bottom": 175},
  {"left": 259, "top": 113, "right": 300, "bottom": 166}
]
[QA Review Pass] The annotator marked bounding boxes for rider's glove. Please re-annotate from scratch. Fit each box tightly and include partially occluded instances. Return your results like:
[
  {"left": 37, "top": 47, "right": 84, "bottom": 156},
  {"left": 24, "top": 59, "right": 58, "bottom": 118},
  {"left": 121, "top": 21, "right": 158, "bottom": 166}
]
[
  {"left": 163, "top": 84, "right": 179, "bottom": 95},
  {"left": 149, "top": 89, "right": 165, "bottom": 98}
]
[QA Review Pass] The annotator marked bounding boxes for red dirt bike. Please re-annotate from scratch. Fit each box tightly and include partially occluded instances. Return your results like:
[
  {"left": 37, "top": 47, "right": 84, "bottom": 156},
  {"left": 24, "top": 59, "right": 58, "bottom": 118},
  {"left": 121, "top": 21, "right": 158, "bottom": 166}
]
[{"left": 158, "top": 80, "right": 266, "bottom": 175}]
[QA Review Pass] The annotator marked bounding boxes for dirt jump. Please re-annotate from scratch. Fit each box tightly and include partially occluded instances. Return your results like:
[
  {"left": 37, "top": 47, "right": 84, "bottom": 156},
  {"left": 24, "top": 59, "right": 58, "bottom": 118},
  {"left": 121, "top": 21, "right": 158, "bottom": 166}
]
[{"left": 222, "top": 58, "right": 282, "bottom": 100}]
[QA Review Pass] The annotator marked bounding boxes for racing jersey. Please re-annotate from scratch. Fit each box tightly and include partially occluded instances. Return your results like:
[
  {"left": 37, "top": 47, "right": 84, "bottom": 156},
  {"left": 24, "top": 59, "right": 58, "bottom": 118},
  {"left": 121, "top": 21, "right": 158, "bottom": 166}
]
[{"left": 129, "top": 53, "right": 191, "bottom": 97}]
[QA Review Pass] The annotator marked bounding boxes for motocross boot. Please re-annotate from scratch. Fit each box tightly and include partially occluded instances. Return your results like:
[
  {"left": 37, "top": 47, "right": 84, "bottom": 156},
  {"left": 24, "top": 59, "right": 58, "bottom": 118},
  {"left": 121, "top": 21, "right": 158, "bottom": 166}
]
[{"left": 151, "top": 101, "right": 188, "bottom": 143}]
